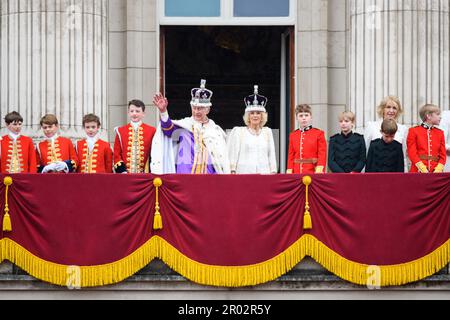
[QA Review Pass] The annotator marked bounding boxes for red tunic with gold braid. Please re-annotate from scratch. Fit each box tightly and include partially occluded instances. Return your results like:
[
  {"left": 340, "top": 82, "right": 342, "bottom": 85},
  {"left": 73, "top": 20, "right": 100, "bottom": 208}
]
[
  {"left": 76, "top": 139, "right": 113, "bottom": 173},
  {"left": 0, "top": 135, "right": 37, "bottom": 173},
  {"left": 37, "top": 136, "right": 78, "bottom": 172},
  {"left": 287, "top": 126, "right": 327, "bottom": 174},
  {"left": 113, "top": 123, "right": 156, "bottom": 173},
  {"left": 407, "top": 124, "right": 446, "bottom": 173}
]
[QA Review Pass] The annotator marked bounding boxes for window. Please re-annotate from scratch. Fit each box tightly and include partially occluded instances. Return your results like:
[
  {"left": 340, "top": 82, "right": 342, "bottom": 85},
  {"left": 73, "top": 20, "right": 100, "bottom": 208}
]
[
  {"left": 165, "top": 0, "right": 220, "bottom": 17},
  {"left": 160, "top": 0, "right": 295, "bottom": 24},
  {"left": 234, "top": 0, "right": 289, "bottom": 17}
]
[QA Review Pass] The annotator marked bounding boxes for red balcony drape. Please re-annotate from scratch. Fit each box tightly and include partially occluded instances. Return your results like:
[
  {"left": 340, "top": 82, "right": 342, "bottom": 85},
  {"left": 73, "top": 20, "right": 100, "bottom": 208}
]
[{"left": 0, "top": 173, "right": 448, "bottom": 287}]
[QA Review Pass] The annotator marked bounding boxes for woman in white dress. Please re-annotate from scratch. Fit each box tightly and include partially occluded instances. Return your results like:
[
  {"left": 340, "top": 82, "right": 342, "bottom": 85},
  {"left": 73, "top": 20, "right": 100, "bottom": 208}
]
[
  {"left": 364, "top": 95, "right": 409, "bottom": 171},
  {"left": 227, "top": 86, "right": 277, "bottom": 174}
]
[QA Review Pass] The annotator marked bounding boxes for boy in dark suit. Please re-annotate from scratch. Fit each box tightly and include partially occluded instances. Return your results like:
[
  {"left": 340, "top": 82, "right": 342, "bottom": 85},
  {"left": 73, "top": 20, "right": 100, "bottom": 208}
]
[{"left": 366, "top": 119, "right": 404, "bottom": 172}]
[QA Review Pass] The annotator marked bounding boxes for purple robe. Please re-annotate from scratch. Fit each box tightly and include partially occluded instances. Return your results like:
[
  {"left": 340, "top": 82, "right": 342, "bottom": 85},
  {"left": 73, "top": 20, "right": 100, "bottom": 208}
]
[{"left": 161, "top": 117, "right": 216, "bottom": 174}]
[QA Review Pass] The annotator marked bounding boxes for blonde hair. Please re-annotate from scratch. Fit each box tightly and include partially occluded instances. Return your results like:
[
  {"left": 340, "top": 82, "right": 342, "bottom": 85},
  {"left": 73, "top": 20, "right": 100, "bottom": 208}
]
[
  {"left": 377, "top": 96, "right": 403, "bottom": 120},
  {"left": 338, "top": 111, "right": 355, "bottom": 122},
  {"left": 243, "top": 111, "right": 268, "bottom": 128},
  {"left": 295, "top": 104, "right": 312, "bottom": 116},
  {"left": 419, "top": 104, "right": 440, "bottom": 121}
]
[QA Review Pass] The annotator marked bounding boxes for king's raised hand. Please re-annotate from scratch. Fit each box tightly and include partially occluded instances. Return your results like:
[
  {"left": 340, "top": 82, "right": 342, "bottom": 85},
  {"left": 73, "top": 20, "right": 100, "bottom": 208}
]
[{"left": 153, "top": 93, "right": 168, "bottom": 113}]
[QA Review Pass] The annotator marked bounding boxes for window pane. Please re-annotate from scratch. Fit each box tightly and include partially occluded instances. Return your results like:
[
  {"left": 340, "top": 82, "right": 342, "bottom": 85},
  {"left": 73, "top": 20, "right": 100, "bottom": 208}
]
[
  {"left": 234, "top": 0, "right": 289, "bottom": 17},
  {"left": 165, "top": 0, "right": 220, "bottom": 17}
]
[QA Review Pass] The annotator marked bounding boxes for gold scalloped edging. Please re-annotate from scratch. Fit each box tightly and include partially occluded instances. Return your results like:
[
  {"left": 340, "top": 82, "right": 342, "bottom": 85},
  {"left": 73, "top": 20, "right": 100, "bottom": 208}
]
[{"left": 0, "top": 235, "right": 448, "bottom": 288}]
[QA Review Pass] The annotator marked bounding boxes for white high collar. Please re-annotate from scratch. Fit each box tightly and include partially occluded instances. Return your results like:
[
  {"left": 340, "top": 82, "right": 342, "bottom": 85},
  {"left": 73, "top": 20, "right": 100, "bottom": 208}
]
[
  {"left": 131, "top": 121, "right": 142, "bottom": 130},
  {"left": 7, "top": 130, "right": 20, "bottom": 141},
  {"left": 86, "top": 135, "right": 99, "bottom": 151},
  {"left": 46, "top": 133, "right": 59, "bottom": 143}
]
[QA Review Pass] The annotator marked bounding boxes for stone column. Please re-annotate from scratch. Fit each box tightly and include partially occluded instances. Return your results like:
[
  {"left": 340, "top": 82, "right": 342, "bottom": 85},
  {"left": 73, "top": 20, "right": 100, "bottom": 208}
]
[
  {"left": 298, "top": 0, "right": 329, "bottom": 134},
  {"left": 0, "top": 0, "right": 108, "bottom": 140},
  {"left": 107, "top": 0, "right": 157, "bottom": 142},
  {"left": 298, "top": 0, "right": 349, "bottom": 136},
  {"left": 349, "top": 0, "right": 449, "bottom": 131}
]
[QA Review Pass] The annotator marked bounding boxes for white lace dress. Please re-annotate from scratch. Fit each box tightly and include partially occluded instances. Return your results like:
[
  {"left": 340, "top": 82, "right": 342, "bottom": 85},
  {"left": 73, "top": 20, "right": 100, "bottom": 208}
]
[{"left": 227, "top": 127, "right": 277, "bottom": 174}]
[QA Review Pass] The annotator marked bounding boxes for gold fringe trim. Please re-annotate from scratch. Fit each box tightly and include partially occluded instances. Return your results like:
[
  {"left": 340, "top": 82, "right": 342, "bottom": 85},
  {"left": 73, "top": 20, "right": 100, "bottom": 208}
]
[
  {"left": 0, "top": 238, "right": 158, "bottom": 288},
  {"left": 151, "top": 236, "right": 308, "bottom": 287},
  {"left": 302, "top": 235, "right": 450, "bottom": 286},
  {"left": 1, "top": 236, "right": 449, "bottom": 288}
]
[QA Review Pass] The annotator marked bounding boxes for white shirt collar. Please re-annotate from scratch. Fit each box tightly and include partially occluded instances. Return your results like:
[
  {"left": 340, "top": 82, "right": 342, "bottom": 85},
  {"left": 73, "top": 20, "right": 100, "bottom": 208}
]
[
  {"left": 46, "top": 133, "right": 59, "bottom": 143},
  {"left": 7, "top": 130, "right": 20, "bottom": 141},
  {"left": 86, "top": 135, "right": 99, "bottom": 151},
  {"left": 131, "top": 121, "right": 142, "bottom": 130}
]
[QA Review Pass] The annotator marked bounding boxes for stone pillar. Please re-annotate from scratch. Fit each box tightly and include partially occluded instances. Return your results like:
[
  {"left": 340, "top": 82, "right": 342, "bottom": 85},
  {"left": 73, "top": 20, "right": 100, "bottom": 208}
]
[
  {"left": 349, "top": 0, "right": 450, "bottom": 131},
  {"left": 297, "top": 0, "right": 349, "bottom": 136},
  {"left": 0, "top": 0, "right": 108, "bottom": 140},
  {"left": 107, "top": 0, "right": 157, "bottom": 142},
  {"left": 298, "top": 0, "right": 329, "bottom": 135}
]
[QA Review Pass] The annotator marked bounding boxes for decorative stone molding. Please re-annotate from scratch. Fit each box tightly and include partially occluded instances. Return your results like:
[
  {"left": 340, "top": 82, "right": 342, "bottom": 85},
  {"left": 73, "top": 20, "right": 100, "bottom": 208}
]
[{"left": 0, "top": 0, "right": 108, "bottom": 140}]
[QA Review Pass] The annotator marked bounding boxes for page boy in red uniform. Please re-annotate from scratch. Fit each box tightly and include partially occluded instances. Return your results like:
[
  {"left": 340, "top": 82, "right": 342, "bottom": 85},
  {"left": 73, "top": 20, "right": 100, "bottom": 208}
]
[
  {"left": 407, "top": 104, "right": 446, "bottom": 173},
  {"left": 0, "top": 111, "right": 37, "bottom": 173},
  {"left": 287, "top": 104, "right": 327, "bottom": 174},
  {"left": 113, "top": 99, "right": 156, "bottom": 173},
  {"left": 76, "top": 114, "right": 113, "bottom": 173},
  {"left": 36, "top": 114, "right": 78, "bottom": 173}
]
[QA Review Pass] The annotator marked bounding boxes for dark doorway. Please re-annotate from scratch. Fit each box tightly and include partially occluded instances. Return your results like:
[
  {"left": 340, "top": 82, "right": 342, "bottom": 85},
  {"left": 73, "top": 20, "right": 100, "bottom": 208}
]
[{"left": 163, "top": 26, "right": 285, "bottom": 131}]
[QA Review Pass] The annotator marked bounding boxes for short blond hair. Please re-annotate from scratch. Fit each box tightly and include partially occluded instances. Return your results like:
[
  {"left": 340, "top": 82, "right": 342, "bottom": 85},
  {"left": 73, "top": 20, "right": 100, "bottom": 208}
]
[
  {"left": 419, "top": 104, "right": 440, "bottom": 121},
  {"left": 243, "top": 111, "right": 268, "bottom": 128},
  {"left": 377, "top": 96, "right": 403, "bottom": 119},
  {"left": 295, "top": 104, "right": 312, "bottom": 116},
  {"left": 338, "top": 111, "right": 355, "bottom": 122}
]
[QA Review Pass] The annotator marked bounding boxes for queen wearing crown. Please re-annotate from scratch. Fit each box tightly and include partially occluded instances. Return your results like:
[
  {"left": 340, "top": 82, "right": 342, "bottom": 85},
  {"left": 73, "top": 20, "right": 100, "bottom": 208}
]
[
  {"left": 227, "top": 86, "right": 277, "bottom": 174},
  {"left": 151, "top": 80, "right": 230, "bottom": 174}
]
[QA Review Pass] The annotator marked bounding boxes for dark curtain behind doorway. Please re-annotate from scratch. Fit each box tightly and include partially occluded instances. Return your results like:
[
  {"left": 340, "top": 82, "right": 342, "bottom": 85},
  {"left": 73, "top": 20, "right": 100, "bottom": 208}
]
[{"left": 164, "top": 26, "right": 283, "bottom": 130}]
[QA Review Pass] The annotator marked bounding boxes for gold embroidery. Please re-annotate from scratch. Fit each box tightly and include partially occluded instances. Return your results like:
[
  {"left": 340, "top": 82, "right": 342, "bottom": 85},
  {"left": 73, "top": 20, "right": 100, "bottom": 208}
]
[
  {"left": 161, "top": 123, "right": 174, "bottom": 131},
  {"left": 191, "top": 126, "right": 208, "bottom": 174},
  {"left": 126, "top": 125, "right": 145, "bottom": 173},
  {"left": 47, "top": 139, "right": 62, "bottom": 163},
  {"left": 7, "top": 140, "right": 23, "bottom": 173},
  {"left": 81, "top": 141, "right": 99, "bottom": 173}
]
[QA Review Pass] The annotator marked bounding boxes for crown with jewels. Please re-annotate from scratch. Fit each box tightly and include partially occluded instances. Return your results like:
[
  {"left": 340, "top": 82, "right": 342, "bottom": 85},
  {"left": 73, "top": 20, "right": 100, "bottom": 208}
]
[
  {"left": 244, "top": 85, "right": 268, "bottom": 113},
  {"left": 190, "top": 79, "right": 213, "bottom": 107}
]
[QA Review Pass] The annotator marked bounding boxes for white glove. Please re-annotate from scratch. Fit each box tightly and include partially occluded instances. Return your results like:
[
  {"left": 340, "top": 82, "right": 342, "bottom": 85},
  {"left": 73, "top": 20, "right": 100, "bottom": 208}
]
[
  {"left": 42, "top": 163, "right": 57, "bottom": 173},
  {"left": 54, "top": 161, "right": 69, "bottom": 173}
]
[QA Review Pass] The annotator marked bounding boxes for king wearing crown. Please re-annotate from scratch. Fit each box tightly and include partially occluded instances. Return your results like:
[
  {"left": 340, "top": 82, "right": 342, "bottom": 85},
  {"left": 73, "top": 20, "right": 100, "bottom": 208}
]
[{"left": 151, "top": 80, "right": 230, "bottom": 174}]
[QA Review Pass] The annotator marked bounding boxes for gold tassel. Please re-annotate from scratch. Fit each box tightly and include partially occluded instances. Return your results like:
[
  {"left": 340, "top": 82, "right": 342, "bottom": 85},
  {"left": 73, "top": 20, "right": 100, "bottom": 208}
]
[
  {"left": 153, "top": 178, "right": 163, "bottom": 230},
  {"left": 3, "top": 176, "right": 13, "bottom": 232},
  {"left": 153, "top": 212, "right": 162, "bottom": 230},
  {"left": 303, "top": 212, "right": 312, "bottom": 230},
  {"left": 302, "top": 176, "right": 312, "bottom": 230},
  {"left": 3, "top": 213, "right": 12, "bottom": 232}
]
